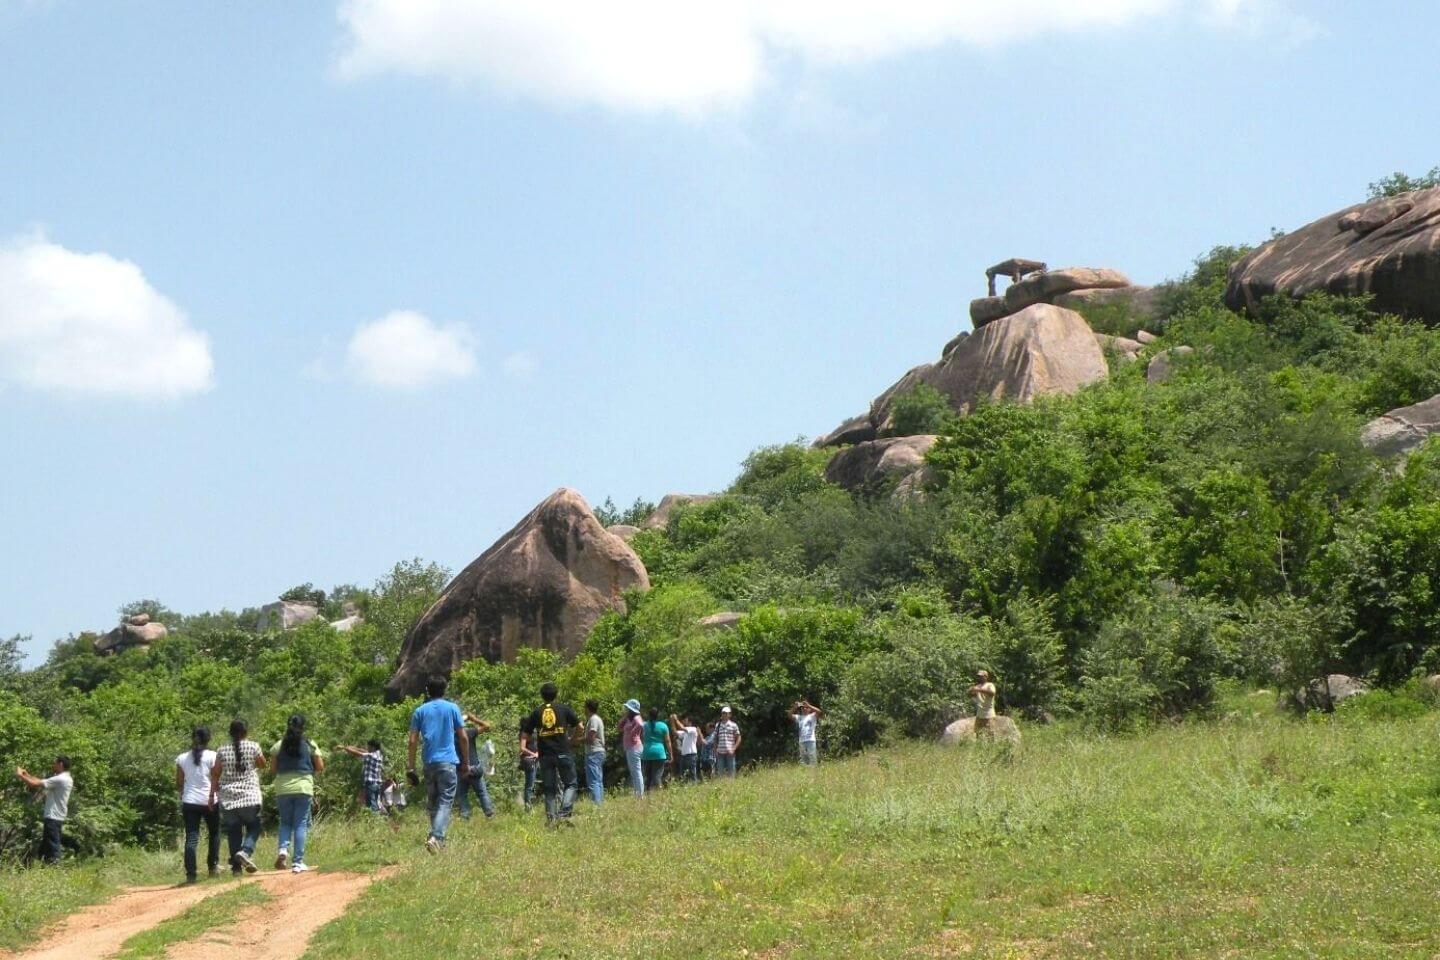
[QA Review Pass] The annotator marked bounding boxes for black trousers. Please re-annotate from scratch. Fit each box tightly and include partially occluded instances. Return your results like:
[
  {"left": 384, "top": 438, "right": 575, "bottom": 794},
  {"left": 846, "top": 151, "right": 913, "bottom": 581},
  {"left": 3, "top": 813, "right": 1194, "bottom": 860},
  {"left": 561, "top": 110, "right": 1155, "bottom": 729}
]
[
  {"left": 538, "top": 754, "right": 577, "bottom": 820},
  {"left": 182, "top": 803, "right": 221, "bottom": 879},
  {"left": 40, "top": 818, "right": 63, "bottom": 864}
]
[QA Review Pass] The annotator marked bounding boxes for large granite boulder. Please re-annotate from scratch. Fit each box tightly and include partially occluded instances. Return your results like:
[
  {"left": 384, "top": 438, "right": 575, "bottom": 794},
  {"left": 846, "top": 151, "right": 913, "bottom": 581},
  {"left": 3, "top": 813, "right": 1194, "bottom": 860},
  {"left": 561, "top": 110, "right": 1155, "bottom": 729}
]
[
  {"left": 969, "top": 296, "right": 1010, "bottom": 328},
  {"left": 94, "top": 618, "right": 167, "bottom": 654},
  {"left": 1225, "top": 187, "right": 1440, "bottom": 323},
  {"left": 1053, "top": 284, "right": 1160, "bottom": 324},
  {"left": 1295, "top": 674, "right": 1370, "bottom": 711},
  {"left": 329, "top": 615, "right": 363, "bottom": 633},
  {"left": 1003, "top": 267, "right": 1131, "bottom": 315},
  {"left": 697, "top": 612, "right": 744, "bottom": 631},
  {"left": 385, "top": 488, "right": 650, "bottom": 700},
  {"left": 642, "top": 493, "right": 718, "bottom": 530},
  {"left": 1360, "top": 394, "right": 1440, "bottom": 458},
  {"left": 256, "top": 600, "right": 321, "bottom": 632},
  {"left": 606, "top": 524, "right": 641, "bottom": 542},
  {"left": 1146, "top": 346, "right": 1194, "bottom": 384},
  {"left": 940, "top": 716, "right": 1022, "bottom": 745},
  {"left": 814, "top": 413, "right": 876, "bottom": 449},
  {"left": 824, "top": 435, "right": 938, "bottom": 493}
]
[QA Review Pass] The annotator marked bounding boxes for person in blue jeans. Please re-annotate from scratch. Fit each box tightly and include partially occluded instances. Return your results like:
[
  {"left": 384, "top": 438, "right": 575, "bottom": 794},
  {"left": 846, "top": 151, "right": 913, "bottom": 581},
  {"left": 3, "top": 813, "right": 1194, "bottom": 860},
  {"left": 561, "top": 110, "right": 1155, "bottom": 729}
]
[
  {"left": 270, "top": 714, "right": 325, "bottom": 873},
  {"left": 210, "top": 719, "right": 265, "bottom": 875},
  {"left": 457, "top": 713, "right": 495, "bottom": 819},
  {"left": 338, "top": 740, "right": 386, "bottom": 813},
  {"left": 407, "top": 676, "right": 470, "bottom": 854},
  {"left": 583, "top": 699, "right": 605, "bottom": 804}
]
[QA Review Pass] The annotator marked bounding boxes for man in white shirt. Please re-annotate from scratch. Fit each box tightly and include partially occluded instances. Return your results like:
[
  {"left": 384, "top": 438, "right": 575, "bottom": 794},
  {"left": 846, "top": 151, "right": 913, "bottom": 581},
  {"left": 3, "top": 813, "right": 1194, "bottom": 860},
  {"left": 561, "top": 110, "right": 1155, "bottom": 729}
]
[
  {"left": 791, "top": 700, "right": 823, "bottom": 765},
  {"left": 17, "top": 756, "right": 73, "bottom": 865},
  {"left": 969, "top": 671, "right": 998, "bottom": 739},
  {"left": 670, "top": 713, "right": 701, "bottom": 782},
  {"left": 584, "top": 700, "right": 606, "bottom": 804}
]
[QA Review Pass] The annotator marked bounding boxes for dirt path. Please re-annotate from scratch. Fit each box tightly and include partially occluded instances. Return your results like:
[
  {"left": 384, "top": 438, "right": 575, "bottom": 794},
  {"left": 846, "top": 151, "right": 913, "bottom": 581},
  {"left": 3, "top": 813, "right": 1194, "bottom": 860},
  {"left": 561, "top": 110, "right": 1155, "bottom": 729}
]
[
  {"left": 166, "top": 870, "right": 379, "bottom": 960},
  {"left": 5, "top": 882, "right": 226, "bottom": 960},
  {"left": 6, "top": 870, "right": 383, "bottom": 960}
]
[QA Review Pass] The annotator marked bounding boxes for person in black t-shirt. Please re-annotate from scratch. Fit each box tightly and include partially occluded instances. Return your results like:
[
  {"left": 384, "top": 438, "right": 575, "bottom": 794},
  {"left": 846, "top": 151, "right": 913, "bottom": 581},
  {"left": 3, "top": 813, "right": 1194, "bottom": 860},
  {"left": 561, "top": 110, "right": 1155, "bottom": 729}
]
[{"left": 520, "top": 682, "right": 581, "bottom": 825}]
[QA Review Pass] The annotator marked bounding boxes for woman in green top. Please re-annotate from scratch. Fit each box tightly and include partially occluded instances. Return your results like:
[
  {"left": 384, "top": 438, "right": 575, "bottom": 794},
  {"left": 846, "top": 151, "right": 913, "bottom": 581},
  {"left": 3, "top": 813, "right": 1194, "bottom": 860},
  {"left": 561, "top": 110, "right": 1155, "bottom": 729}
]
[
  {"left": 270, "top": 714, "right": 325, "bottom": 873},
  {"left": 641, "top": 708, "right": 674, "bottom": 792}
]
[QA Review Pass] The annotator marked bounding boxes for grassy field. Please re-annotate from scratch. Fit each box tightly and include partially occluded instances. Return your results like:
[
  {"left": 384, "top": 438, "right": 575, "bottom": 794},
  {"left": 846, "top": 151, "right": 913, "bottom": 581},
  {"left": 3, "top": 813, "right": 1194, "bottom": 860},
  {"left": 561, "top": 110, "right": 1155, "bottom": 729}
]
[{"left": 9, "top": 694, "right": 1440, "bottom": 958}]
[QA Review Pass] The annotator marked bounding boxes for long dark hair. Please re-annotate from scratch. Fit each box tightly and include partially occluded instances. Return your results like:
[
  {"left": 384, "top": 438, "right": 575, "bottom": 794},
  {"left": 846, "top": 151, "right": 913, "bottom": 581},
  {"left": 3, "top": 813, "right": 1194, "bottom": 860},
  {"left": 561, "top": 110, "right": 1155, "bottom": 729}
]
[
  {"left": 228, "top": 718, "right": 248, "bottom": 773},
  {"left": 190, "top": 726, "right": 210, "bottom": 767},
  {"left": 281, "top": 714, "right": 307, "bottom": 758}
]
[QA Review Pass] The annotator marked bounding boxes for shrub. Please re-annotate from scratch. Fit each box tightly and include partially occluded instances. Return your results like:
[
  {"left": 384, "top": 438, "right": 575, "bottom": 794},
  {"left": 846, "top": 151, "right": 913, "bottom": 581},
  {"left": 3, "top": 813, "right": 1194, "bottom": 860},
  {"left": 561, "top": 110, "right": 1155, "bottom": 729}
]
[
  {"left": 886, "top": 383, "right": 955, "bottom": 437},
  {"left": 1367, "top": 166, "right": 1440, "bottom": 199}
]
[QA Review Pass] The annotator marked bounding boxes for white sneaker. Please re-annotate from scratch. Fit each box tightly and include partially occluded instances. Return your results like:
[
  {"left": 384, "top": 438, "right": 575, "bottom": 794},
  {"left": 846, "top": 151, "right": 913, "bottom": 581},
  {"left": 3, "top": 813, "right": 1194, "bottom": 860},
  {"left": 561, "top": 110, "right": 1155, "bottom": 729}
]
[
  {"left": 235, "top": 851, "right": 257, "bottom": 874},
  {"left": 424, "top": 836, "right": 441, "bottom": 855},
  {"left": 291, "top": 863, "right": 310, "bottom": 874},
  {"left": 274, "top": 850, "right": 288, "bottom": 870}
]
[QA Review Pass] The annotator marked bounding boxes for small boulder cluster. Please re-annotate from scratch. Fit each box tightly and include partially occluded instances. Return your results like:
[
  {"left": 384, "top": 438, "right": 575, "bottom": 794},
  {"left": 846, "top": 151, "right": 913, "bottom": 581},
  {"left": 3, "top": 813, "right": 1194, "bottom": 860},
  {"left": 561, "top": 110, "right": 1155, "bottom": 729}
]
[{"left": 94, "top": 612, "right": 167, "bottom": 655}]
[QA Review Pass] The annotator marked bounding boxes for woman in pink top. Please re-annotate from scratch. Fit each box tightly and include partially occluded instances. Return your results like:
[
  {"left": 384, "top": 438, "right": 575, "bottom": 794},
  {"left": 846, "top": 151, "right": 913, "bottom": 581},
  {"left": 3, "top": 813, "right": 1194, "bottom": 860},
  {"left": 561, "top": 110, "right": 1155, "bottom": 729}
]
[{"left": 619, "top": 699, "right": 645, "bottom": 798}]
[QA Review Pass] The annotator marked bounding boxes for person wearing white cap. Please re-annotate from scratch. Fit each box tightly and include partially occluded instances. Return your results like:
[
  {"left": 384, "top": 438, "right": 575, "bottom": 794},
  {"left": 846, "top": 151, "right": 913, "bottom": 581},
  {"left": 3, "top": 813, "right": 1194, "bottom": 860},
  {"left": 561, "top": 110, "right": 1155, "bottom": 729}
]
[
  {"left": 713, "top": 706, "right": 742, "bottom": 778},
  {"left": 619, "top": 699, "right": 646, "bottom": 798}
]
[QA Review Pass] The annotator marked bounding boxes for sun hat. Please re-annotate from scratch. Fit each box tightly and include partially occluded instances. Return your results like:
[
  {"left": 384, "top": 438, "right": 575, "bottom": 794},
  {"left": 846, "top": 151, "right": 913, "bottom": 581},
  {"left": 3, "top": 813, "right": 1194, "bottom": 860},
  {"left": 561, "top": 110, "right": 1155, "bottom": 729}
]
[
  {"left": 720, "top": 705, "right": 732, "bottom": 713},
  {"left": 624, "top": 698, "right": 642, "bottom": 715}
]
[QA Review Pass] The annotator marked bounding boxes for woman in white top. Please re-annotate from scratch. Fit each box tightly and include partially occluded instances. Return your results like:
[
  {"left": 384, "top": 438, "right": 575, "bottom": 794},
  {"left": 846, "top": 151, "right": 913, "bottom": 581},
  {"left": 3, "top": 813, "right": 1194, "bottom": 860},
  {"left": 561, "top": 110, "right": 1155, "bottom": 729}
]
[{"left": 175, "top": 726, "right": 220, "bottom": 883}]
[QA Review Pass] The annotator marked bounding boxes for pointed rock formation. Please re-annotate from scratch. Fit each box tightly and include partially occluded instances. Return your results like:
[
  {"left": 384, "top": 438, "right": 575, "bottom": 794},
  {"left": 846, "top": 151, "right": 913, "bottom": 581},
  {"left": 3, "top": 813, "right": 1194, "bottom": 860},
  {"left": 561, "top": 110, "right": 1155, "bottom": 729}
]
[
  {"left": 642, "top": 493, "right": 718, "bottom": 530},
  {"left": 385, "top": 488, "right": 650, "bottom": 700},
  {"left": 1225, "top": 187, "right": 1440, "bottom": 323}
]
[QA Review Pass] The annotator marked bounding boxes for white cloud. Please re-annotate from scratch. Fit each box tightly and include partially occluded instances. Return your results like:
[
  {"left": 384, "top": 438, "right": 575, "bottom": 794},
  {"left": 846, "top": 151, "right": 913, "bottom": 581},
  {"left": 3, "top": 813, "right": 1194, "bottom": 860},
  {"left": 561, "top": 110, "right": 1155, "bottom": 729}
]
[
  {"left": 335, "top": 0, "right": 1294, "bottom": 112},
  {"left": 501, "top": 350, "right": 537, "bottom": 379},
  {"left": 344, "top": 309, "right": 477, "bottom": 388},
  {"left": 0, "top": 234, "right": 214, "bottom": 400}
]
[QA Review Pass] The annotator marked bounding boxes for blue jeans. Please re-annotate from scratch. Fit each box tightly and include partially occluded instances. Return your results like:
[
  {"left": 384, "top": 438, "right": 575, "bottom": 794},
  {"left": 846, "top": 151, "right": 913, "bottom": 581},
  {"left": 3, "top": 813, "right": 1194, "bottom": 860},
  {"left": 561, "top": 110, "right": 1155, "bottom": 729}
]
[
  {"left": 458, "top": 771, "right": 494, "bottom": 818},
  {"left": 625, "top": 747, "right": 645, "bottom": 798},
  {"left": 182, "top": 803, "right": 220, "bottom": 880},
  {"left": 799, "top": 741, "right": 818, "bottom": 765},
  {"left": 585, "top": 751, "right": 605, "bottom": 804},
  {"left": 521, "top": 760, "right": 538, "bottom": 809},
  {"left": 363, "top": 781, "right": 383, "bottom": 813},
  {"left": 41, "top": 818, "right": 63, "bottom": 864},
  {"left": 276, "top": 794, "right": 312, "bottom": 865},
  {"left": 715, "top": 753, "right": 737, "bottom": 778},
  {"left": 425, "top": 762, "right": 458, "bottom": 842},
  {"left": 678, "top": 752, "right": 699, "bottom": 781},
  {"left": 540, "top": 754, "right": 577, "bottom": 821},
  {"left": 222, "top": 804, "right": 261, "bottom": 863}
]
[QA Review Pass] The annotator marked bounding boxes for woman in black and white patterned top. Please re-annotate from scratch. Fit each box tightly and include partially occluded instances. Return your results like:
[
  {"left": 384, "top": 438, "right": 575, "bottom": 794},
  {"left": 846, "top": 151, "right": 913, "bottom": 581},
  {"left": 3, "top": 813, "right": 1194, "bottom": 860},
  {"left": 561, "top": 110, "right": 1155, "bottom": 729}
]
[{"left": 209, "top": 718, "right": 267, "bottom": 875}]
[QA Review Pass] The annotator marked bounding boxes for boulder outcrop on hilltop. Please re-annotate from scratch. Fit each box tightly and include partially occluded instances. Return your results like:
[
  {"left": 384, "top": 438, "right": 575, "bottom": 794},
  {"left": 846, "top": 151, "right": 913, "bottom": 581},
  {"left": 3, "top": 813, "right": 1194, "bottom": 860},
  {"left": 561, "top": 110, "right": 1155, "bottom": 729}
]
[
  {"left": 1361, "top": 393, "right": 1440, "bottom": 457},
  {"left": 818, "top": 303, "right": 1109, "bottom": 448},
  {"left": 385, "top": 488, "right": 650, "bottom": 700},
  {"left": 94, "top": 613, "right": 167, "bottom": 655},
  {"left": 824, "top": 435, "right": 938, "bottom": 493},
  {"left": 970, "top": 264, "right": 1155, "bottom": 331},
  {"left": 256, "top": 600, "right": 321, "bottom": 632},
  {"left": 1225, "top": 187, "right": 1440, "bottom": 323}
]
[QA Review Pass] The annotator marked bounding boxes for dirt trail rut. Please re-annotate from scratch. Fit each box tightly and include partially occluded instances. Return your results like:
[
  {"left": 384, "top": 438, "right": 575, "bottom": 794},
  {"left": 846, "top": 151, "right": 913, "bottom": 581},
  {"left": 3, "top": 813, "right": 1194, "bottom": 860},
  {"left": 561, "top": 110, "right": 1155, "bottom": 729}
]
[{"left": 7, "top": 870, "right": 381, "bottom": 960}]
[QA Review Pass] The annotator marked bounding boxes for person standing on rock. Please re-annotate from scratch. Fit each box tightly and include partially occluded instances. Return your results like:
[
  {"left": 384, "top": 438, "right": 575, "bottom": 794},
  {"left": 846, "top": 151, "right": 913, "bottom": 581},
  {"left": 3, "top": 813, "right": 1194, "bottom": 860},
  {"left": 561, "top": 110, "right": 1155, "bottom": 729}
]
[
  {"left": 175, "top": 726, "right": 220, "bottom": 883},
  {"left": 583, "top": 699, "right": 606, "bottom": 804},
  {"left": 969, "top": 671, "right": 998, "bottom": 739},
  {"left": 791, "top": 700, "right": 823, "bottom": 766},
  {"left": 407, "top": 677, "right": 469, "bottom": 854},
  {"left": 16, "top": 756, "right": 72, "bottom": 865},
  {"left": 271, "top": 714, "right": 326, "bottom": 873},
  {"left": 337, "top": 740, "right": 386, "bottom": 814},
  {"left": 521, "top": 683, "right": 581, "bottom": 826},
  {"left": 210, "top": 718, "right": 265, "bottom": 875},
  {"left": 457, "top": 713, "right": 496, "bottom": 820},
  {"left": 670, "top": 713, "right": 700, "bottom": 782},
  {"left": 619, "top": 699, "right": 646, "bottom": 798},
  {"left": 713, "top": 706, "right": 742, "bottom": 779}
]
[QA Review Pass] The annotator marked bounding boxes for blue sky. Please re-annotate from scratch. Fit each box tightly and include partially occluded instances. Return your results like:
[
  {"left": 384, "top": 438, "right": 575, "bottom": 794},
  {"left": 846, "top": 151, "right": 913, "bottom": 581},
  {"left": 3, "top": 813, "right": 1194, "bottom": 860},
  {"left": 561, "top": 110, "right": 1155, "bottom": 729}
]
[{"left": 3, "top": 1, "right": 1438, "bottom": 662}]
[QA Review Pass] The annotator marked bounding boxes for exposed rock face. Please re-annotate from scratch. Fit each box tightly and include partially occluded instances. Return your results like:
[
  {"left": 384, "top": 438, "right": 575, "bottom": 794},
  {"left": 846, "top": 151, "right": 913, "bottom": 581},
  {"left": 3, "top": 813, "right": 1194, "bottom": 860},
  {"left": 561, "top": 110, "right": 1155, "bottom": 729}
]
[
  {"left": 1054, "top": 284, "right": 1160, "bottom": 323},
  {"left": 1095, "top": 333, "right": 1143, "bottom": 362},
  {"left": 385, "top": 488, "right": 650, "bottom": 700},
  {"left": 868, "top": 363, "right": 936, "bottom": 435},
  {"left": 1146, "top": 346, "right": 1194, "bottom": 384},
  {"left": 642, "top": 493, "right": 718, "bottom": 530},
  {"left": 330, "top": 615, "right": 363, "bottom": 633},
  {"left": 94, "top": 618, "right": 167, "bottom": 654},
  {"left": 969, "top": 296, "right": 1010, "bottom": 328},
  {"left": 1225, "top": 187, "right": 1440, "bottom": 323},
  {"left": 940, "top": 716, "right": 1021, "bottom": 744},
  {"left": 698, "top": 612, "right": 744, "bottom": 631},
  {"left": 256, "top": 600, "right": 321, "bottom": 632},
  {"left": 814, "top": 414, "right": 877, "bottom": 449},
  {"left": 606, "top": 524, "right": 641, "bottom": 542},
  {"left": 1003, "top": 267, "right": 1131, "bottom": 315},
  {"left": 824, "top": 436, "right": 938, "bottom": 493},
  {"left": 1296, "top": 674, "right": 1370, "bottom": 711},
  {"left": 1134, "top": 330, "right": 1158, "bottom": 345},
  {"left": 1360, "top": 394, "right": 1440, "bottom": 457}
]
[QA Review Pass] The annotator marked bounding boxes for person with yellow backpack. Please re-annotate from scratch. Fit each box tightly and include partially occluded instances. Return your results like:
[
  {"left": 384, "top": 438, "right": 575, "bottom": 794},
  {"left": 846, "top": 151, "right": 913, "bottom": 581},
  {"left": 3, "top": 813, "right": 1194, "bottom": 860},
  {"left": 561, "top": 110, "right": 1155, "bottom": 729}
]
[{"left": 520, "top": 683, "right": 581, "bottom": 827}]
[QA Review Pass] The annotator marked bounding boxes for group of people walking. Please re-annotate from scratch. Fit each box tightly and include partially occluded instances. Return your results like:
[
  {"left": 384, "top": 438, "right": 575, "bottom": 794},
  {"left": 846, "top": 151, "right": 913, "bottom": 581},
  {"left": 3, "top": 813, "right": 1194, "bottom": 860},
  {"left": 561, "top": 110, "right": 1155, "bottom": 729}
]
[{"left": 13, "top": 677, "right": 834, "bottom": 874}]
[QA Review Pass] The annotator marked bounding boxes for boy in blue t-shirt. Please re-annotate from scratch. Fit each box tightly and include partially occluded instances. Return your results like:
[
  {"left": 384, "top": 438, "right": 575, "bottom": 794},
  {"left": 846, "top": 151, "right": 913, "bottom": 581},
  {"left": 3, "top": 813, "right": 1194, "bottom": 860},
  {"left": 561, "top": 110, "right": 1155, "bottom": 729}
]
[{"left": 407, "top": 676, "right": 470, "bottom": 852}]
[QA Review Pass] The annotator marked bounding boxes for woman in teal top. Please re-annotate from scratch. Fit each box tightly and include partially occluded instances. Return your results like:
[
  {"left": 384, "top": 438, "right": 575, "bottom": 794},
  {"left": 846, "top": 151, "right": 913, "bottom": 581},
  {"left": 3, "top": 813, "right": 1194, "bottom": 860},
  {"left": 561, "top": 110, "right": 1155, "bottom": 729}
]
[
  {"left": 269, "top": 714, "right": 325, "bottom": 873},
  {"left": 641, "top": 708, "right": 673, "bottom": 792}
]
